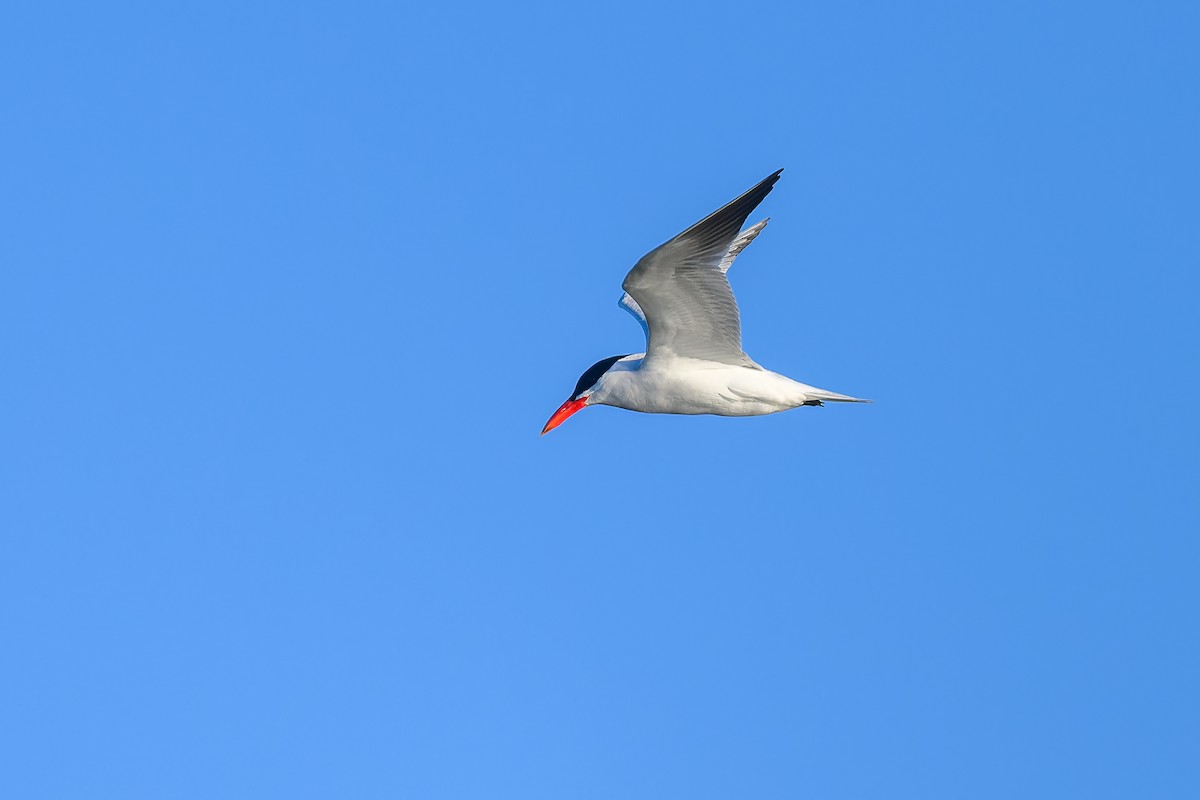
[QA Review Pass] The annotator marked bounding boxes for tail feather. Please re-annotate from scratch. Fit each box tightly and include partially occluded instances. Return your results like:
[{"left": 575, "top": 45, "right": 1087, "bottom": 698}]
[{"left": 804, "top": 387, "right": 872, "bottom": 404}]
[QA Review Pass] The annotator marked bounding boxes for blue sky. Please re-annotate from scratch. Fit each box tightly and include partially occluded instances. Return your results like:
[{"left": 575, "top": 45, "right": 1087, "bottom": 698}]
[{"left": 2, "top": 1, "right": 1198, "bottom": 797}]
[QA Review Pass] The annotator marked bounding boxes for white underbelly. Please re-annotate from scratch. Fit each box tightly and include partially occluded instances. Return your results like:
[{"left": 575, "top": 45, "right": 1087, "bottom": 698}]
[{"left": 594, "top": 359, "right": 810, "bottom": 416}]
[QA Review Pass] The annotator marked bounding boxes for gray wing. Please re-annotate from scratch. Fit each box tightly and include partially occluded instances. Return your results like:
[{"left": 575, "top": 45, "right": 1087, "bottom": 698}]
[
  {"left": 618, "top": 218, "right": 769, "bottom": 338},
  {"left": 617, "top": 292, "right": 650, "bottom": 338},
  {"left": 718, "top": 218, "right": 769, "bottom": 273},
  {"left": 621, "top": 170, "right": 781, "bottom": 366}
]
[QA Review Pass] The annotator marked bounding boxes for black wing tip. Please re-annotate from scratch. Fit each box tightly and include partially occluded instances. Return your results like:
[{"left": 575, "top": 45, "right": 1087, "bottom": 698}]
[
  {"left": 669, "top": 168, "right": 786, "bottom": 247},
  {"left": 743, "top": 169, "right": 784, "bottom": 202},
  {"left": 737, "top": 168, "right": 784, "bottom": 209},
  {"left": 761, "top": 168, "right": 784, "bottom": 189}
]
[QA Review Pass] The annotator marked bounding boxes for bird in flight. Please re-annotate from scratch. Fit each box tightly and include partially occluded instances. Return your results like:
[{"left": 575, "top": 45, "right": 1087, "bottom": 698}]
[{"left": 542, "top": 170, "right": 867, "bottom": 435}]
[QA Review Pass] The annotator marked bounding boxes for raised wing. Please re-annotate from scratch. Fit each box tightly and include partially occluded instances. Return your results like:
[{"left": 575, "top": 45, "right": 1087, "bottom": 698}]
[
  {"left": 718, "top": 218, "right": 768, "bottom": 273},
  {"left": 620, "top": 170, "right": 781, "bottom": 365},
  {"left": 618, "top": 217, "right": 769, "bottom": 337},
  {"left": 617, "top": 292, "right": 649, "bottom": 338}
]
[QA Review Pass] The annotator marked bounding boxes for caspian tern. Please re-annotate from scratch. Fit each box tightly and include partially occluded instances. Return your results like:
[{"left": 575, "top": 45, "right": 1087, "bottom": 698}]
[{"left": 542, "top": 169, "right": 867, "bottom": 435}]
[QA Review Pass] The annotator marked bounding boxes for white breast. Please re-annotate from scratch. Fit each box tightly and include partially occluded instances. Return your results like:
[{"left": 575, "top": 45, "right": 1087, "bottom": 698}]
[{"left": 589, "top": 356, "right": 814, "bottom": 416}]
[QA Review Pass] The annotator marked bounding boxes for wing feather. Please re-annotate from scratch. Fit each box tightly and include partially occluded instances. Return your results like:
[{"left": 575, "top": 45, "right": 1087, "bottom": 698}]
[
  {"left": 618, "top": 217, "right": 766, "bottom": 336},
  {"left": 621, "top": 171, "right": 781, "bottom": 365}
]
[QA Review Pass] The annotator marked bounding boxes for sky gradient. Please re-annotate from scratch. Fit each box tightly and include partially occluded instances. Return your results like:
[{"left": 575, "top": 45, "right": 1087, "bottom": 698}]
[{"left": 3, "top": 2, "right": 1198, "bottom": 798}]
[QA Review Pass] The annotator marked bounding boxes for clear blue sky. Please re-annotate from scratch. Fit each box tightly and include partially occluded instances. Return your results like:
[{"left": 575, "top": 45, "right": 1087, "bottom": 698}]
[{"left": 3, "top": 2, "right": 1197, "bottom": 797}]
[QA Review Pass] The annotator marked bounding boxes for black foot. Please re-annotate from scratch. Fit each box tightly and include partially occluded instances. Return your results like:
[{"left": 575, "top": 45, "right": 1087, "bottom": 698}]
[{"left": 802, "top": 399, "right": 824, "bottom": 407}]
